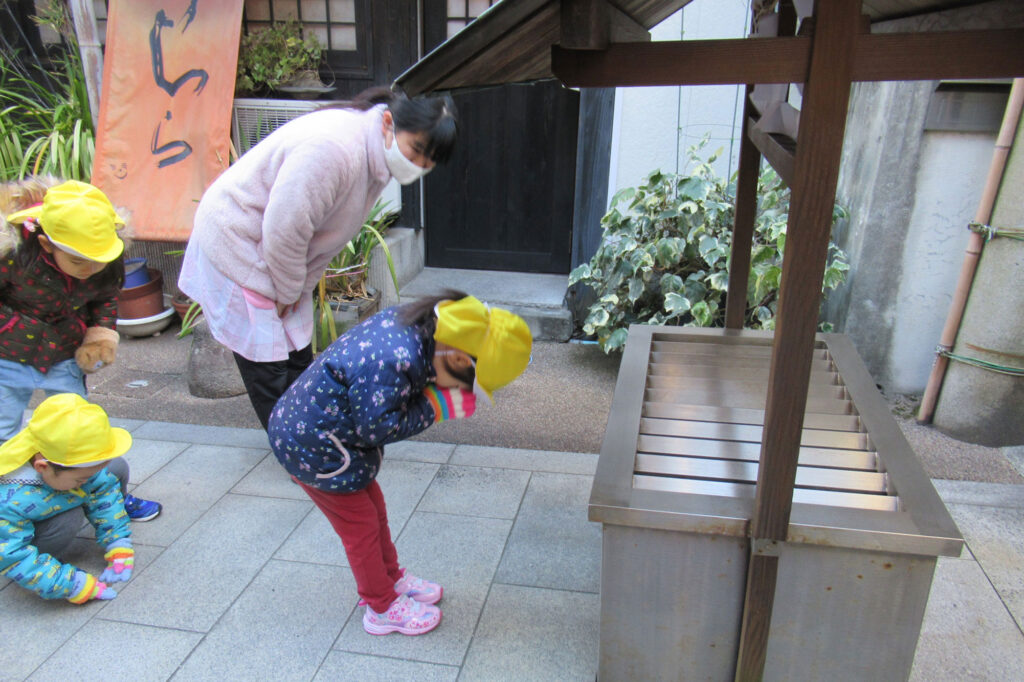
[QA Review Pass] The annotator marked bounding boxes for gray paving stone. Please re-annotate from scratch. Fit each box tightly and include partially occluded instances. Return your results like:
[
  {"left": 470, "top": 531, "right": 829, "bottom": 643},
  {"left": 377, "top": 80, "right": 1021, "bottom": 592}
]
[
  {"left": 172, "top": 560, "right": 356, "bottom": 681},
  {"left": 121, "top": 437, "right": 189, "bottom": 483},
  {"left": 275, "top": 508, "right": 349, "bottom": 567},
  {"left": 452, "top": 445, "right": 599, "bottom": 475},
  {"left": 25, "top": 620, "right": 201, "bottom": 682},
  {"left": 495, "top": 472, "right": 602, "bottom": 592},
  {"left": 313, "top": 652, "right": 459, "bottom": 681},
  {"left": 0, "top": 579, "right": 102, "bottom": 680},
  {"left": 132, "top": 421, "right": 270, "bottom": 450},
  {"left": 933, "top": 479, "right": 1024, "bottom": 508},
  {"left": 382, "top": 440, "right": 455, "bottom": 463},
  {"left": 417, "top": 464, "right": 530, "bottom": 519},
  {"left": 375, "top": 460, "right": 442, "bottom": 535},
  {"left": 273, "top": 460, "right": 440, "bottom": 567},
  {"left": 461, "top": 584, "right": 600, "bottom": 682},
  {"left": 231, "top": 451, "right": 308, "bottom": 500},
  {"left": 911, "top": 556, "right": 1024, "bottom": 681},
  {"left": 945, "top": 501, "right": 1024, "bottom": 630},
  {"left": 120, "top": 443, "right": 269, "bottom": 547},
  {"left": 334, "top": 512, "right": 513, "bottom": 666},
  {"left": 108, "top": 417, "right": 147, "bottom": 432},
  {"left": 98, "top": 493, "right": 310, "bottom": 632},
  {"left": 0, "top": 533, "right": 163, "bottom": 680}
]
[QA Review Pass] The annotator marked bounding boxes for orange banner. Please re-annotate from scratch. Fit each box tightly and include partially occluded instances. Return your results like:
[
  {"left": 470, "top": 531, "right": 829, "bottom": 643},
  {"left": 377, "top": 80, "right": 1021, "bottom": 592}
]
[{"left": 92, "top": 0, "right": 244, "bottom": 241}]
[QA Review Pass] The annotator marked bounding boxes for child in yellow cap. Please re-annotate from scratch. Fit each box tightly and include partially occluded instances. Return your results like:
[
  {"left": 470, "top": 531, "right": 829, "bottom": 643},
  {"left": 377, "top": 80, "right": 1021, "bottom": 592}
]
[
  {"left": 0, "top": 393, "right": 137, "bottom": 603},
  {"left": 0, "top": 177, "right": 162, "bottom": 521},
  {"left": 267, "top": 289, "right": 531, "bottom": 636}
]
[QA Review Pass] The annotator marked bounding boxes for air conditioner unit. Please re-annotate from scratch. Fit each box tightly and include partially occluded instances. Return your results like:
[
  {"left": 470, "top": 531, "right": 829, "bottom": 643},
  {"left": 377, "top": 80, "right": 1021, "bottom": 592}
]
[{"left": 232, "top": 98, "right": 320, "bottom": 154}]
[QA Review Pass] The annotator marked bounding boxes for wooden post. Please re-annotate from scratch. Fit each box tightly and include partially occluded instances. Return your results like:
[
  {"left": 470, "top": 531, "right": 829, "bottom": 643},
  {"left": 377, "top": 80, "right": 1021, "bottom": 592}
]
[
  {"left": 67, "top": 0, "right": 104, "bottom": 128},
  {"left": 734, "top": 0, "right": 861, "bottom": 679},
  {"left": 725, "top": 87, "right": 761, "bottom": 330}
]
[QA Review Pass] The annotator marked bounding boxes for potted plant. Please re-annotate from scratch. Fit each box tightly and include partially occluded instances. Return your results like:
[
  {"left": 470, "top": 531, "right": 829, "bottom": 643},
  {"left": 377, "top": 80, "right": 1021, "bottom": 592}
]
[
  {"left": 234, "top": 19, "right": 331, "bottom": 98},
  {"left": 313, "top": 200, "right": 401, "bottom": 351}
]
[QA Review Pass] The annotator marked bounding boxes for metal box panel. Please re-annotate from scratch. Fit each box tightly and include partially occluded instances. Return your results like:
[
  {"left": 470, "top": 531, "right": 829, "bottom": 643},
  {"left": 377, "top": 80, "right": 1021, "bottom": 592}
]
[{"left": 591, "top": 326, "right": 963, "bottom": 680}]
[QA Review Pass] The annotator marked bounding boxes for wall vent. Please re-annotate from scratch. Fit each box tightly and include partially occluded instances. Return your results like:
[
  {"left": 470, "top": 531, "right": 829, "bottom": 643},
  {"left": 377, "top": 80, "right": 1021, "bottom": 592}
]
[{"left": 232, "top": 98, "right": 320, "bottom": 154}]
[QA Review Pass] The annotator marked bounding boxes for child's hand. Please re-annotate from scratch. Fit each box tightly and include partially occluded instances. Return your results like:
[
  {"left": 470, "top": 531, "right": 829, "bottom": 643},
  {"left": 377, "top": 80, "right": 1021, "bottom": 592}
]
[
  {"left": 67, "top": 571, "right": 118, "bottom": 604},
  {"left": 75, "top": 326, "right": 119, "bottom": 373},
  {"left": 99, "top": 545, "right": 135, "bottom": 583},
  {"left": 424, "top": 385, "right": 476, "bottom": 422}
]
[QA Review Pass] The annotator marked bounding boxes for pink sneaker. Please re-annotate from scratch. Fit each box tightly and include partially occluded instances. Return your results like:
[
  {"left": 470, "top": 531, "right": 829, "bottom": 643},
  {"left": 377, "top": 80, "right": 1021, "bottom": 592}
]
[
  {"left": 363, "top": 594, "right": 442, "bottom": 636},
  {"left": 357, "top": 568, "right": 444, "bottom": 606},
  {"left": 394, "top": 570, "right": 443, "bottom": 605}
]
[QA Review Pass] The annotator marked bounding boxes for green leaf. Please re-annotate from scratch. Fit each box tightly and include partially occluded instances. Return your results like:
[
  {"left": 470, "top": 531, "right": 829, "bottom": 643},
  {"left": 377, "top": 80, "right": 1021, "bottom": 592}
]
[
  {"left": 708, "top": 270, "right": 729, "bottom": 291},
  {"left": 659, "top": 273, "right": 684, "bottom": 293},
  {"left": 568, "top": 263, "right": 591, "bottom": 285},
  {"left": 627, "top": 276, "right": 645, "bottom": 303},
  {"left": 602, "top": 327, "right": 630, "bottom": 353},
  {"left": 664, "top": 292, "right": 692, "bottom": 316}
]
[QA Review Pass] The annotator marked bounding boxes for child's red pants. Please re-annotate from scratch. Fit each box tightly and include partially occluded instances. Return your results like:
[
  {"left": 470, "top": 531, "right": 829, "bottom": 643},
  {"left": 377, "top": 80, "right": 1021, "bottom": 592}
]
[{"left": 297, "top": 479, "right": 401, "bottom": 613}]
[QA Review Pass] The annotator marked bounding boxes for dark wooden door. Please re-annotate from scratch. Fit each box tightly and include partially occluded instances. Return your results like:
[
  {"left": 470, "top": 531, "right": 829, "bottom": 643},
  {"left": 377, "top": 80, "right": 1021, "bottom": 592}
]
[{"left": 424, "top": 81, "right": 579, "bottom": 273}]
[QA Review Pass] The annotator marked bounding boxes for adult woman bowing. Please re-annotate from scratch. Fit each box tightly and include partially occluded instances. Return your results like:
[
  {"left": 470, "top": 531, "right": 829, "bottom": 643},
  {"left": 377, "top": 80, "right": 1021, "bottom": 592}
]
[{"left": 179, "top": 86, "right": 457, "bottom": 429}]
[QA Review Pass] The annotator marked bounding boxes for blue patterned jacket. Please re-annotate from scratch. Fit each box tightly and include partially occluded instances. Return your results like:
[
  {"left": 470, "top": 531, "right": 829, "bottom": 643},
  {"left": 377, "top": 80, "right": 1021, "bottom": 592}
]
[
  {"left": 268, "top": 307, "right": 438, "bottom": 492},
  {"left": 0, "top": 465, "right": 130, "bottom": 599}
]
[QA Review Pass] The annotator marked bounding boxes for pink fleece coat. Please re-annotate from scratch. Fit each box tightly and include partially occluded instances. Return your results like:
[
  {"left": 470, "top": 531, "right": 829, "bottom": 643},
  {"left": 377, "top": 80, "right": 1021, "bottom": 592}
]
[{"left": 187, "top": 105, "right": 391, "bottom": 306}]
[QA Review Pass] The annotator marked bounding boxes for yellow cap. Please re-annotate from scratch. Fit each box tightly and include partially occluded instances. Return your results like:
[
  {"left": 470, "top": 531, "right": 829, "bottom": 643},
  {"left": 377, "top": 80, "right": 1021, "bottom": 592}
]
[
  {"left": 6, "top": 180, "right": 124, "bottom": 263},
  {"left": 434, "top": 296, "right": 532, "bottom": 402},
  {"left": 0, "top": 394, "right": 132, "bottom": 476}
]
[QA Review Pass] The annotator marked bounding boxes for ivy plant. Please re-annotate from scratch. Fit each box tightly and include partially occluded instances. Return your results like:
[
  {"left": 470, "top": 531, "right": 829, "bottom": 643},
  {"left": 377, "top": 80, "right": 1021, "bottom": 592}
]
[
  {"left": 569, "top": 144, "right": 849, "bottom": 353},
  {"left": 235, "top": 20, "right": 324, "bottom": 96}
]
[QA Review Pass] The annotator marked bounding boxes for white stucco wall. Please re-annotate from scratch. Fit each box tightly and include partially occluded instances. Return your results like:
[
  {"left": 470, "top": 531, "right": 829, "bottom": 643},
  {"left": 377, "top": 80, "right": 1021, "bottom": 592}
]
[
  {"left": 609, "top": 1, "right": 749, "bottom": 199},
  {"left": 889, "top": 131, "right": 995, "bottom": 392}
]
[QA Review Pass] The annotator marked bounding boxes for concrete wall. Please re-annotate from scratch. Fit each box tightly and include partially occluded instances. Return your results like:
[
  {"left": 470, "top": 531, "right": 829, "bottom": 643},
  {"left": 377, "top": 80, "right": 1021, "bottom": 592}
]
[
  {"left": 827, "top": 0, "right": 1024, "bottom": 398},
  {"left": 933, "top": 107, "right": 1024, "bottom": 446},
  {"left": 610, "top": 1, "right": 749, "bottom": 195}
]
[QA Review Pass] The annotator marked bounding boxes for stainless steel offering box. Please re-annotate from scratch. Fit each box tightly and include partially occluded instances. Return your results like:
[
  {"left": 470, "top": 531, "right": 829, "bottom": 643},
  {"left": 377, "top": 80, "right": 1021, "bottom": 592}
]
[{"left": 590, "top": 326, "right": 962, "bottom": 681}]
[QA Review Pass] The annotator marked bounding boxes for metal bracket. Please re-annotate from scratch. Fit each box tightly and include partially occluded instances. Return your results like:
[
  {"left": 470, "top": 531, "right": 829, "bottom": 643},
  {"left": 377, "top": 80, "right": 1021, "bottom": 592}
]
[{"left": 751, "top": 538, "right": 782, "bottom": 556}]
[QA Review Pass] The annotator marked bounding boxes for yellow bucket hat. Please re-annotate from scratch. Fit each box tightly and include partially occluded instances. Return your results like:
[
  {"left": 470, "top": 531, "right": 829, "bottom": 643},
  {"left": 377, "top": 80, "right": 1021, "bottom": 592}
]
[
  {"left": 6, "top": 180, "right": 125, "bottom": 263},
  {"left": 434, "top": 296, "right": 532, "bottom": 402},
  {"left": 0, "top": 393, "right": 132, "bottom": 476}
]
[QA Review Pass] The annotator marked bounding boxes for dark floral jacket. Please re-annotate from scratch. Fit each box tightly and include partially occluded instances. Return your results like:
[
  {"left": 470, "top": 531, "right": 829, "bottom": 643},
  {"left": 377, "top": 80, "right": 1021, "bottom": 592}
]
[
  {"left": 267, "top": 307, "right": 440, "bottom": 492},
  {"left": 0, "top": 251, "right": 118, "bottom": 372}
]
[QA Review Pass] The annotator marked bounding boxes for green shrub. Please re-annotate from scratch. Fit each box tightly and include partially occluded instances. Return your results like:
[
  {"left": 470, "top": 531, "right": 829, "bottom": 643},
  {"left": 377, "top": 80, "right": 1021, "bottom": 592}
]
[
  {"left": 568, "top": 143, "right": 849, "bottom": 353},
  {"left": 0, "top": 0, "right": 94, "bottom": 181}
]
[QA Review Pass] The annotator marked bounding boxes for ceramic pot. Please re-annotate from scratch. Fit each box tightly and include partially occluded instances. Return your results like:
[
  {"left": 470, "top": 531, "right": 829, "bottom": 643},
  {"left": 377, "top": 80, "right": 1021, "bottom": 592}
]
[
  {"left": 123, "top": 258, "right": 150, "bottom": 288},
  {"left": 119, "top": 268, "right": 165, "bottom": 319}
]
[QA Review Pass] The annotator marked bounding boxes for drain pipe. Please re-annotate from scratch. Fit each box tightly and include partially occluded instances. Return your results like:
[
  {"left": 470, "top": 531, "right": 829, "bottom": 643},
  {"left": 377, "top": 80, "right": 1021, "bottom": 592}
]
[{"left": 918, "top": 77, "right": 1024, "bottom": 424}]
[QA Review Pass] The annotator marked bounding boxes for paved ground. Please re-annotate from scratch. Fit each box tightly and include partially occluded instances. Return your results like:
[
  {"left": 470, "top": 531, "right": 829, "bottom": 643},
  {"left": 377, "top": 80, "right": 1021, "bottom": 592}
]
[{"left": 4, "top": 318, "right": 1023, "bottom": 680}]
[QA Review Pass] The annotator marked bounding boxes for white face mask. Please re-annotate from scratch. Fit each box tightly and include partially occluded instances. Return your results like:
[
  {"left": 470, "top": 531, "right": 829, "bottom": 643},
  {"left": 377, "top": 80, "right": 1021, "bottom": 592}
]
[{"left": 384, "top": 128, "right": 432, "bottom": 185}]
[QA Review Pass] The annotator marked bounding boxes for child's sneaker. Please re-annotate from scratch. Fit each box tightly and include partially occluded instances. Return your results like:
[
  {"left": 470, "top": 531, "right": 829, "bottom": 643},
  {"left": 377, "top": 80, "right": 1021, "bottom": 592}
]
[
  {"left": 124, "top": 494, "right": 162, "bottom": 521},
  {"left": 363, "top": 594, "right": 441, "bottom": 636},
  {"left": 357, "top": 568, "right": 444, "bottom": 606},
  {"left": 394, "top": 570, "right": 443, "bottom": 605}
]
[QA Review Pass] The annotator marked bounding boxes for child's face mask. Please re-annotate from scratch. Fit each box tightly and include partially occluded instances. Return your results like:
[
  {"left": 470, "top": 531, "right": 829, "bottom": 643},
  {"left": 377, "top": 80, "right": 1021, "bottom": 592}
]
[{"left": 384, "top": 126, "right": 434, "bottom": 185}]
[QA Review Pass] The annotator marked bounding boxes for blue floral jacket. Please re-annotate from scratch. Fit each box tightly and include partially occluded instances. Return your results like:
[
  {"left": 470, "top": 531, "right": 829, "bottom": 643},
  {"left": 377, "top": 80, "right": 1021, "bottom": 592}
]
[
  {"left": 0, "top": 465, "right": 130, "bottom": 599},
  {"left": 268, "top": 307, "right": 438, "bottom": 492}
]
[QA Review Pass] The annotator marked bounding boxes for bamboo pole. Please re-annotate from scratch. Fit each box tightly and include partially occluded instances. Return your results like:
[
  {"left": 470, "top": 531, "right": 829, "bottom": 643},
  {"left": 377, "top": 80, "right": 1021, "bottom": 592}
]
[
  {"left": 917, "top": 77, "right": 1024, "bottom": 423},
  {"left": 67, "top": 0, "right": 104, "bottom": 128}
]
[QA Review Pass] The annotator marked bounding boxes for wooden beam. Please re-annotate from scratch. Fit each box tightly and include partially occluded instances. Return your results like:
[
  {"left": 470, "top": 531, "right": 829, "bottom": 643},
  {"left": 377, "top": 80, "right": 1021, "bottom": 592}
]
[
  {"left": 852, "top": 30, "right": 1024, "bottom": 81},
  {"left": 552, "top": 37, "right": 811, "bottom": 87},
  {"left": 725, "top": 90, "right": 762, "bottom": 330},
  {"left": 746, "top": 118, "right": 795, "bottom": 186},
  {"left": 550, "top": 29, "right": 1024, "bottom": 89},
  {"left": 734, "top": 0, "right": 862, "bottom": 678}
]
